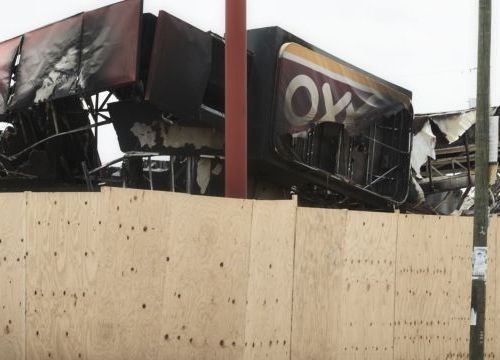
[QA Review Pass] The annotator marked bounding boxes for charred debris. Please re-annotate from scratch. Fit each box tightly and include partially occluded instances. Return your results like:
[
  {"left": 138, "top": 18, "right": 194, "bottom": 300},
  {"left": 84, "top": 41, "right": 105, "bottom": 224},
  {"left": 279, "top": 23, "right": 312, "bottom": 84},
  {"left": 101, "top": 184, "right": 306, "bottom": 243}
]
[{"left": 0, "top": 0, "right": 494, "bottom": 214}]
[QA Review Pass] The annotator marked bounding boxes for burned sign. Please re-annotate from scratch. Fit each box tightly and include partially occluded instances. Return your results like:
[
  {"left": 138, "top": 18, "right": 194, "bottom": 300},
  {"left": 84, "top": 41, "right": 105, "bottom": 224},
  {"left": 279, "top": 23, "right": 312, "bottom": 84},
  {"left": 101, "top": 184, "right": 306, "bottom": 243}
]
[
  {"left": 0, "top": 37, "right": 22, "bottom": 116},
  {"left": 266, "top": 41, "right": 413, "bottom": 205},
  {"left": 0, "top": 1, "right": 417, "bottom": 209},
  {"left": 145, "top": 11, "right": 213, "bottom": 122},
  {"left": 4, "top": 0, "right": 142, "bottom": 112}
]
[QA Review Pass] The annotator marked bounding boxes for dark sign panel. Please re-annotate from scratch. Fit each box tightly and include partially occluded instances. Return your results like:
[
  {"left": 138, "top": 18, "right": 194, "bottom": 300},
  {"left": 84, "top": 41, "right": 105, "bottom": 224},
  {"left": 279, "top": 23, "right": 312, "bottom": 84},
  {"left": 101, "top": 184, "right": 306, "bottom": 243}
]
[
  {"left": 274, "top": 43, "right": 412, "bottom": 138},
  {"left": 9, "top": 15, "right": 82, "bottom": 111},
  {"left": 145, "top": 11, "right": 212, "bottom": 122},
  {"left": 5, "top": 0, "right": 142, "bottom": 112},
  {"left": 0, "top": 36, "right": 22, "bottom": 115},
  {"left": 78, "top": 0, "right": 142, "bottom": 95}
]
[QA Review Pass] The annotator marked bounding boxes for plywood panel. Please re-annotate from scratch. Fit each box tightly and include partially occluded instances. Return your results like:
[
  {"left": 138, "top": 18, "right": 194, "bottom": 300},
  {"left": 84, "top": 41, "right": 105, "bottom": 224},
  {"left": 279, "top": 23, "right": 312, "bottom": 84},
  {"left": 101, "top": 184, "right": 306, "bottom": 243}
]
[
  {"left": 88, "top": 187, "right": 168, "bottom": 360},
  {"left": 394, "top": 214, "right": 473, "bottom": 360},
  {"left": 485, "top": 216, "right": 498, "bottom": 358},
  {"left": 0, "top": 193, "right": 26, "bottom": 360},
  {"left": 339, "top": 210, "right": 398, "bottom": 360},
  {"left": 243, "top": 200, "right": 297, "bottom": 360},
  {"left": 157, "top": 192, "right": 253, "bottom": 360},
  {"left": 291, "top": 208, "right": 347, "bottom": 360},
  {"left": 26, "top": 192, "right": 100, "bottom": 360}
]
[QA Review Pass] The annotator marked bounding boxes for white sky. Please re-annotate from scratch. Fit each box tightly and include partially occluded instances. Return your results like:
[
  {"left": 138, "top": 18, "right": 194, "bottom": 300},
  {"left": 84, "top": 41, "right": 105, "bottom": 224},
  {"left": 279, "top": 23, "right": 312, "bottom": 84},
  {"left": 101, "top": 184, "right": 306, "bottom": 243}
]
[{"left": 0, "top": 0, "right": 498, "bottom": 161}]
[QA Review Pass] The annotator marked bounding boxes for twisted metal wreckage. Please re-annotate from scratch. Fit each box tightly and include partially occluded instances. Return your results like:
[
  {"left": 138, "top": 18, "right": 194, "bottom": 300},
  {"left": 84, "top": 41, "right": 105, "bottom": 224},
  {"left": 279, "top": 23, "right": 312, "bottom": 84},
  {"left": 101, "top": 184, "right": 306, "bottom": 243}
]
[{"left": 0, "top": 0, "right": 496, "bottom": 213}]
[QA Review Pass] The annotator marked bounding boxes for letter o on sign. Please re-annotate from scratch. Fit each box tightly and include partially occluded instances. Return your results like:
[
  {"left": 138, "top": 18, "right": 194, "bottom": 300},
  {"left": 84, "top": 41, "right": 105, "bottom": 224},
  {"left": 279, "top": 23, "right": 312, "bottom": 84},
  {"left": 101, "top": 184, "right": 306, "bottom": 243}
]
[{"left": 284, "top": 74, "right": 319, "bottom": 126}]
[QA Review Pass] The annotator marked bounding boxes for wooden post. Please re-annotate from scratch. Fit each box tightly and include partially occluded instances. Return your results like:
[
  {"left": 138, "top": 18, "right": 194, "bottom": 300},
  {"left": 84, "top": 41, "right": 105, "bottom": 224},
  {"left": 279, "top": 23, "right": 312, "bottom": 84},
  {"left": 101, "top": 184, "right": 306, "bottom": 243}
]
[{"left": 470, "top": 0, "right": 491, "bottom": 359}]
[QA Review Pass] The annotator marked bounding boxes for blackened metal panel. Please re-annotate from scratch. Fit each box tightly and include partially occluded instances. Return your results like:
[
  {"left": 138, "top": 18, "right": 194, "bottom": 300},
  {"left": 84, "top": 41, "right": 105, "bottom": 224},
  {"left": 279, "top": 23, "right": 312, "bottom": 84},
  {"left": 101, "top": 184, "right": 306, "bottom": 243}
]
[
  {"left": 109, "top": 100, "right": 223, "bottom": 155},
  {"left": 145, "top": 11, "right": 212, "bottom": 122},
  {"left": 9, "top": 15, "right": 83, "bottom": 111},
  {"left": 78, "top": 0, "right": 142, "bottom": 94},
  {"left": 0, "top": 36, "right": 22, "bottom": 115}
]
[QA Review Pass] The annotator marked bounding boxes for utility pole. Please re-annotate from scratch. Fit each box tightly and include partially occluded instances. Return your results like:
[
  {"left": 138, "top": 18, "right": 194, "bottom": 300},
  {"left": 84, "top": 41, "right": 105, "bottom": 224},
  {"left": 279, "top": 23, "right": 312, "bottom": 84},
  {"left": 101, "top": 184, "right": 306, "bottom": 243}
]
[
  {"left": 225, "top": 0, "right": 248, "bottom": 198},
  {"left": 470, "top": 0, "right": 491, "bottom": 359}
]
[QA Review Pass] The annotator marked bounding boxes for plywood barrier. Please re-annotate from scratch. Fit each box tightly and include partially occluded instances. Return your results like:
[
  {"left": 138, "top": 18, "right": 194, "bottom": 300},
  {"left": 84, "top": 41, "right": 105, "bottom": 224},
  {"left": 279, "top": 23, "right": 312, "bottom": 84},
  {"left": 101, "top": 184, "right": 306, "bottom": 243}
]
[
  {"left": 0, "top": 188, "right": 499, "bottom": 359},
  {"left": 0, "top": 193, "right": 26, "bottom": 360},
  {"left": 244, "top": 200, "right": 297, "bottom": 360},
  {"left": 394, "top": 214, "right": 473, "bottom": 360},
  {"left": 486, "top": 216, "right": 499, "bottom": 358},
  {"left": 25, "top": 192, "right": 101, "bottom": 360}
]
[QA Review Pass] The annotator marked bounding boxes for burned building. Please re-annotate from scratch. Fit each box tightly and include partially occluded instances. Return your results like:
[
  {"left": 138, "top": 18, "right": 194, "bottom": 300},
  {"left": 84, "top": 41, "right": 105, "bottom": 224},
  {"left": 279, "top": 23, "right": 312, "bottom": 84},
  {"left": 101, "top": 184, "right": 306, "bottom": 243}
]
[{"left": 0, "top": 0, "right": 414, "bottom": 210}]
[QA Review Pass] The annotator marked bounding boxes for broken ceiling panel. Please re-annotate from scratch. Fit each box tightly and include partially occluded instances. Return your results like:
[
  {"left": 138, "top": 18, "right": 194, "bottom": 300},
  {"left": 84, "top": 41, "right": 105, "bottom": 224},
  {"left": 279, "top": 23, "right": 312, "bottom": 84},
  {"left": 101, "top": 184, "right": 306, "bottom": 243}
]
[
  {"left": 431, "top": 110, "right": 476, "bottom": 144},
  {"left": 0, "top": 36, "right": 22, "bottom": 116},
  {"left": 410, "top": 120, "right": 436, "bottom": 178}
]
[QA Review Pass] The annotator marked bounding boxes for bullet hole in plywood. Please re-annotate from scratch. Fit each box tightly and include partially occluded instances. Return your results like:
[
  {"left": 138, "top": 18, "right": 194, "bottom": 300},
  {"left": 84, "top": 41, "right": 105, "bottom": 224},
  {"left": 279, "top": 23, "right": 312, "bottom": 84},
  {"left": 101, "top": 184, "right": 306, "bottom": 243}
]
[
  {"left": 164, "top": 334, "right": 169, "bottom": 341},
  {"left": 119, "top": 224, "right": 122, "bottom": 229},
  {"left": 98, "top": 221, "right": 101, "bottom": 225},
  {"left": 178, "top": 294, "right": 181, "bottom": 299},
  {"left": 54, "top": 252, "right": 57, "bottom": 257},
  {"left": 134, "top": 195, "right": 138, "bottom": 201},
  {"left": 78, "top": 353, "right": 81, "bottom": 358},
  {"left": 84, "top": 252, "right": 88, "bottom": 257},
  {"left": 20, "top": 238, "right": 23, "bottom": 243},
  {"left": 117, "top": 206, "right": 120, "bottom": 211},
  {"left": 269, "top": 264, "right": 272, "bottom": 269},
  {"left": 232, "top": 299, "right": 236, "bottom": 304},
  {"left": 131, "top": 226, "right": 135, "bottom": 231},
  {"left": 142, "top": 304, "right": 146, "bottom": 309},
  {"left": 65, "top": 331, "right": 69, "bottom": 337},
  {"left": 53, "top": 201, "right": 57, "bottom": 205},
  {"left": 36, "top": 330, "right": 39, "bottom": 336},
  {"left": 67, "top": 221, "right": 70, "bottom": 225},
  {"left": 177, "top": 335, "right": 181, "bottom": 340},
  {"left": 219, "top": 262, "right": 224, "bottom": 268},
  {"left": 219, "top": 340, "right": 224, "bottom": 347},
  {"left": 166, "top": 257, "right": 170, "bottom": 262},
  {"left": 189, "top": 338, "right": 193, "bottom": 343},
  {"left": 143, "top": 226, "right": 148, "bottom": 232},
  {"left": 232, "top": 341, "right": 236, "bottom": 347}
]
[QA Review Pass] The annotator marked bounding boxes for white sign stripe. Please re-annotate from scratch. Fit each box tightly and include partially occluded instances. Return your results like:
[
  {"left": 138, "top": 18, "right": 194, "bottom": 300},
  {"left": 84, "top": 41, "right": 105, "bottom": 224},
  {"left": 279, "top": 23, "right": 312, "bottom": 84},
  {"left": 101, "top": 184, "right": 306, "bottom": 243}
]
[{"left": 281, "top": 51, "right": 396, "bottom": 103}]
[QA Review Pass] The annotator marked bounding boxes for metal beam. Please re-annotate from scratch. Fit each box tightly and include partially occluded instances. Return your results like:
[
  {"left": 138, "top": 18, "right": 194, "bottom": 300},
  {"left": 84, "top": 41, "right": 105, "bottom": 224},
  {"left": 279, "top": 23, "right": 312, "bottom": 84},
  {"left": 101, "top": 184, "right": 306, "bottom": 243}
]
[{"left": 225, "top": 0, "right": 247, "bottom": 198}]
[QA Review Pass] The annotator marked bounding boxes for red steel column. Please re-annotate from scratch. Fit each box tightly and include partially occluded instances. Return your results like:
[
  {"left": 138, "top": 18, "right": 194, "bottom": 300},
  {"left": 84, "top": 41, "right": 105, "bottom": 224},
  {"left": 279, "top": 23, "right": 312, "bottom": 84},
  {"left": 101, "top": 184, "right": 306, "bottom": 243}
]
[{"left": 225, "top": 0, "right": 247, "bottom": 198}]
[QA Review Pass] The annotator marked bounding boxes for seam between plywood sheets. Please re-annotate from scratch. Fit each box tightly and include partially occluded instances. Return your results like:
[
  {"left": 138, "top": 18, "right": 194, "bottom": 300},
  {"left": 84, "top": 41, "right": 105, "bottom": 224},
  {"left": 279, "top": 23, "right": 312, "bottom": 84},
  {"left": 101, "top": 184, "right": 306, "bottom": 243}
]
[{"left": 287, "top": 198, "right": 298, "bottom": 360}]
